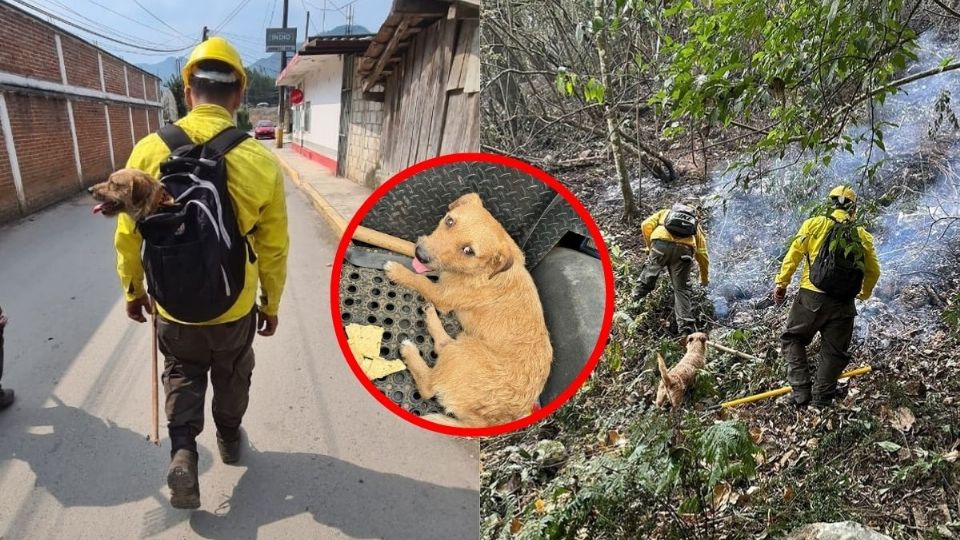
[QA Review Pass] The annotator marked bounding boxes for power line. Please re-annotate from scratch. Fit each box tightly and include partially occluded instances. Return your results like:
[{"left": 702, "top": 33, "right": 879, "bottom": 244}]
[
  {"left": 45, "top": 0, "right": 189, "bottom": 50},
  {"left": 11, "top": 0, "right": 198, "bottom": 53},
  {"left": 213, "top": 0, "right": 255, "bottom": 34},
  {"left": 131, "top": 0, "right": 193, "bottom": 41},
  {"left": 263, "top": 0, "right": 279, "bottom": 29},
  {"left": 78, "top": 0, "right": 184, "bottom": 40}
]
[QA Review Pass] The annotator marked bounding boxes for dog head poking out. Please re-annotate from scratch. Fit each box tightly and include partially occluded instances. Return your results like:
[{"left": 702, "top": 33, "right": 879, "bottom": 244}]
[
  {"left": 655, "top": 332, "right": 709, "bottom": 409},
  {"left": 411, "top": 193, "right": 521, "bottom": 278},
  {"left": 88, "top": 168, "right": 171, "bottom": 220}
]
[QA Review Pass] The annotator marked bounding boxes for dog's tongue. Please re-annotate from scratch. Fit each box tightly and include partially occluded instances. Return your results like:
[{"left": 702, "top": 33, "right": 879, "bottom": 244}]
[
  {"left": 411, "top": 257, "right": 430, "bottom": 274},
  {"left": 93, "top": 203, "right": 105, "bottom": 214}
]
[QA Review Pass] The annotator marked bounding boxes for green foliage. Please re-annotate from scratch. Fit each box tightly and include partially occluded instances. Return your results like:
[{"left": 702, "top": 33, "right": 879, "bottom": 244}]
[
  {"left": 652, "top": 0, "right": 919, "bottom": 182},
  {"left": 696, "top": 420, "right": 761, "bottom": 490},
  {"left": 164, "top": 74, "right": 187, "bottom": 119},
  {"left": 244, "top": 67, "right": 279, "bottom": 106},
  {"left": 236, "top": 108, "right": 252, "bottom": 131},
  {"left": 944, "top": 296, "right": 960, "bottom": 333}
]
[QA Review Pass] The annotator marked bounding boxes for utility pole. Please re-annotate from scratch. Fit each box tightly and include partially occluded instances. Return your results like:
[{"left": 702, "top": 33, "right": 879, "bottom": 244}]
[
  {"left": 276, "top": 0, "right": 289, "bottom": 147},
  {"left": 305, "top": 11, "right": 310, "bottom": 45},
  {"left": 202, "top": 25, "right": 209, "bottom": 41}
]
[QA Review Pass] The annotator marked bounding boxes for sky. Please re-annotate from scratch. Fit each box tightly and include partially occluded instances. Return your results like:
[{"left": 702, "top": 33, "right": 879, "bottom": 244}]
[{"left": 13, "top": 0, "right": 392, "bottom": 66}]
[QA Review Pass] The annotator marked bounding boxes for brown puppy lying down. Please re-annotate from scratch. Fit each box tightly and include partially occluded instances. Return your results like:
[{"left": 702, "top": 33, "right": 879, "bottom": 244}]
[
  {"left": 88, "top": 168, "right": 172, "bottom": 220},
  {"left": 656, "top": 332, "right": 708, "bottom": 408},
  {"left": 384, "top": 193, "right": 553, "bottom": 428}
]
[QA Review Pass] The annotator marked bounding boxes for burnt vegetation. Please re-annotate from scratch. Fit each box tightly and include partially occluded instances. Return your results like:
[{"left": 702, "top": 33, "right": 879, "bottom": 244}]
[{"left": 481, "top": 1, "right": 960, "bottom": 538}]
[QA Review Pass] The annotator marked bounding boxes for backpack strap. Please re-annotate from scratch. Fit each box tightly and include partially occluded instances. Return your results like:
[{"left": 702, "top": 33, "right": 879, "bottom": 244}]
[
  {"left": 157, "top": 124, "right": 193, "bottom": 152},
  {"left": 205, "top": 127, "right": 250, "bottom": 158}
]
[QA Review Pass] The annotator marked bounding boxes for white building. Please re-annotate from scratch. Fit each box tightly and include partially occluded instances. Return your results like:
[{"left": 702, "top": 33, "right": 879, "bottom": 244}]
[{"left": 275, "top": 34, "right": 373, "bottom": 173}]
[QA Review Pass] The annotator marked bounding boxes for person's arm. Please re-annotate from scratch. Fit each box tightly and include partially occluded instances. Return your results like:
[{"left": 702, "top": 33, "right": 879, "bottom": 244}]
[
  {"left": 858, "top": 228, "right": 881, "bottom": 300},
  {"left": 641, "top": 210, "right": 664, "bottom": 247},
  {"left": 253, "top": 163, "right": 289, "bottom": 319},
  {"left": 116, "top": 136, "right": 164, "bottom": 322},
  {"left": 775, "top": 220, "right": 809, "bottom": 289},
  {"left": 694, "top": 227, "right": 709, "bottom": 285}
]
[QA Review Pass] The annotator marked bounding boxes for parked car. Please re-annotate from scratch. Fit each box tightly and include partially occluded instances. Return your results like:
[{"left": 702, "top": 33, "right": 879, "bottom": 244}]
[
  {"left": 255, "top": 102, "right": 270, "bottom": 107},
  {"left": 253, "top": 120, "right": 275, "bottom": 139}
]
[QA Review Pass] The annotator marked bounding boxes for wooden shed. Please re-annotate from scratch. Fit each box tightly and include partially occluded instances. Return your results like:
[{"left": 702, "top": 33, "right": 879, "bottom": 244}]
[{"left": 357, "top": 0, "right": 479, "bottom": 181}]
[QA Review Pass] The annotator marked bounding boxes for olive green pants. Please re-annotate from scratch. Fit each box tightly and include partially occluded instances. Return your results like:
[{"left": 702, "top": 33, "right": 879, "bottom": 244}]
[
  {"left": 780, "top": 289, "right": 856, "bottom": 406},
  {"left": 635, "top": 239, "right": 696, "bottom": 333},
  {"left": 158, "top": 310, "right": 257, "bottom": 453}
]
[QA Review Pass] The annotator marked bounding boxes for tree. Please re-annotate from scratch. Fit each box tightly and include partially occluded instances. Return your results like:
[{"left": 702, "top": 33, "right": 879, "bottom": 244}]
[{"left": 164, "top": 73, "right": 187, "bottom": 119}]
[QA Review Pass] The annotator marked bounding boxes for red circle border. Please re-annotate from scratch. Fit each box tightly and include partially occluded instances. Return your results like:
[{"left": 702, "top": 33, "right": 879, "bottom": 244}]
[{"left": 330, "top": 152, "right": 615, "bottom": 437}]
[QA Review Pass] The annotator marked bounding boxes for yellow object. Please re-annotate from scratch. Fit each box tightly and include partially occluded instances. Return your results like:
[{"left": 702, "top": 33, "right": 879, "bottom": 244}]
[
  {"left": 721, "top": 365, "right": 873, "bottom": 408},
  {"left": 115, "top": 104, "right": 289, "bottom": 324},
  {"left": 345, "top": 324, "right": 407, "bottom": 380},
  {"left": 641, "top": 208, "right": 710, "bottom": 284},
  {"left": 829, "top": 185, "right": 857, "bottom": 204},
  {"left": 774, "top": 208, "right": 881, "bottom": 299},
  {"left": 182, "top": 37, "right": 248, "bottom": 89}
]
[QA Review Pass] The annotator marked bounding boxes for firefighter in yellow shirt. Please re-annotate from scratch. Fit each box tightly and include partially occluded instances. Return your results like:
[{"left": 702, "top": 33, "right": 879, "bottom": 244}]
[
  {"left": 113, "top": 38, "right": 288, "bottom": 509},
  {"left": 635, "top": 201, "right": 709, "bottom": 335},
  {"left": 773, "top": 186, "right": 880, "bottom": 409}
]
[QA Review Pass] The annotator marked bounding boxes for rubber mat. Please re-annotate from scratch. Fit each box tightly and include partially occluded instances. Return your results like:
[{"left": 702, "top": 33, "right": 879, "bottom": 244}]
[{"left": 339, "top": 258, "right": 461, "bottom": 416}]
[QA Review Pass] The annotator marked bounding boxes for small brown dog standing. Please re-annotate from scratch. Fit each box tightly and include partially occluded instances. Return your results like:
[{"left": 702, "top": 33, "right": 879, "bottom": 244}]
[
  {"left": 656, "top": 332, "right": 708, "bottom": 408},
  {"left": 383, "top": 192, "right": 553, "bottom": 428},
  {"left": 88, "top": 168, "right": 172, "bottom": 220}
]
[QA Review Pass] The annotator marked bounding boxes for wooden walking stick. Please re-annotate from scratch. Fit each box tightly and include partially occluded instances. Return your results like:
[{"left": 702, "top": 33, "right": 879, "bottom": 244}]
[{"left": 150, "top": 300, "right": 160, "bottom": 446}]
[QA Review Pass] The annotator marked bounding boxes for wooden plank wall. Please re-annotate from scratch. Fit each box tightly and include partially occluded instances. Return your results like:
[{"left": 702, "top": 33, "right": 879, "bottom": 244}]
[{"left": 377, "top": 15, "right": 479, "bottom": 180}]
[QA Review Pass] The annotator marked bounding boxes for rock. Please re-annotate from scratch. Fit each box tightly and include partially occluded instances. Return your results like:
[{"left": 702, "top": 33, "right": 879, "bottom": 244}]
[
  {"left": 785, "top": 521, "right": 893, "bottom": 540},
  {"left": 534, "top": 439, "right": 566, "bottom": 467}
]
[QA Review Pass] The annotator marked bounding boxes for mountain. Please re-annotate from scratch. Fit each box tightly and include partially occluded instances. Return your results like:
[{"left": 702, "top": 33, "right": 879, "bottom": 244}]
[
  {"left": 136, "top": 56, "right": 182, "bottom": 82},
  {"left": 247, "top": 53, "right": 281, "bottom": 77},
  {"left": 320, "top": 24, "right": 371, "bottom": 35},
  {"left": 137, "top": 24, "right": 373, "bottom": 83}
]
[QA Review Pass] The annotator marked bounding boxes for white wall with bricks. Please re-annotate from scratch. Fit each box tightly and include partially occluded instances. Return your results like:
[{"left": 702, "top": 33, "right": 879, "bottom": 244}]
[{"left": 0, "top": 2, "right": 162, "bottom": 222}]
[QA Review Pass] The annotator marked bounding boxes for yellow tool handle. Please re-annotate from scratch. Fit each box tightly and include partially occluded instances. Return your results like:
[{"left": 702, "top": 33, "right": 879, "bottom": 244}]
[{"left": 720, "top": 365, "right": 873, "bottom": 408}]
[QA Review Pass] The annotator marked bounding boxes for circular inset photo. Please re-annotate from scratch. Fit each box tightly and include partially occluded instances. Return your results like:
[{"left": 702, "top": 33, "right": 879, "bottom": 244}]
[{"left": 331, "top": 153, "right": 614, "bottom": 436}]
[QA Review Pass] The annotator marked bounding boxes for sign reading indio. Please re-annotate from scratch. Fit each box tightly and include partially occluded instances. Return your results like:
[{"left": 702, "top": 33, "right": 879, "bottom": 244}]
[{"left": 265, "top": 27, "right": 298, "bottom": 52}]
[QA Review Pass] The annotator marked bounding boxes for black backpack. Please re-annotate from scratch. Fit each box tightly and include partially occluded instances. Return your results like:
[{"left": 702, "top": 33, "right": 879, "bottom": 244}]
[
  {"left": 807, "top": 215, "right": 865, "bottom": 300},
  {"left": 663, "top": 205, "right": 698, "bottom": 237},
  {"left": 137, "top": 124, "right": 254, "bottom": 322}
]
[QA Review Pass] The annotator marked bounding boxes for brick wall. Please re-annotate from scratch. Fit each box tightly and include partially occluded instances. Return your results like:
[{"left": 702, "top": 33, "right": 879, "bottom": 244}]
[
  {"left": 6, "top": 93, "right": 78, "bottom": 212},
  {"left": 0, "top": 119, "right": 17, "bottom": 223},
  {"left": 131, "top": 106, "right": 149, "bottom": 142},
  {"left": 72, "top": 100, "right": 113, "bottom": 186},
  {"left": 0, "top": 6, "right": 59, "bottom": 83},
  {"left": 344, "top": 68, "right": 383, "bottom": 187},
  {"left": 0, "top": 2, "right": 161, "bottom": 221},
  {"left": 60, "top": 34, "right": 101, "bottom": 89}
]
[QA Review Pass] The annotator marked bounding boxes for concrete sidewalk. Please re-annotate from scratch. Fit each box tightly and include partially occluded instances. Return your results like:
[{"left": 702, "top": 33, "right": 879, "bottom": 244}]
[{"left": 264, "top": 141, "right": 372, "bottom": 235}]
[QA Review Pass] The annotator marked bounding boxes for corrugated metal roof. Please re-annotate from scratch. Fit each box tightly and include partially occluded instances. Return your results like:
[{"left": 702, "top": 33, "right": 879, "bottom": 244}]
[{"left": 299, "top": 34, "right": 376, "bottom": 55}]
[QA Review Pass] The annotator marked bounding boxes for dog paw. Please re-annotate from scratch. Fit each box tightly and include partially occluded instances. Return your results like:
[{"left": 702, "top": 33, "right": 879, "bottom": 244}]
[
  {"left": 399, "top": 339, "right": 418, "bottom": 358},
  {"left": 384, "top": 261, "right": 407, "bottom": 283}
]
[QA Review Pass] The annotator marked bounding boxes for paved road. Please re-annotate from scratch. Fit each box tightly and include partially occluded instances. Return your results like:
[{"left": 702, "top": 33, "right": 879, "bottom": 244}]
[{"left": 0, "top": 178, "right": 479, "bottom": 539}]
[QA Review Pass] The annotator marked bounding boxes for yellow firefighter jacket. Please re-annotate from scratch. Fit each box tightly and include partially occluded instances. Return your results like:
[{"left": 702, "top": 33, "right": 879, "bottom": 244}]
[
  {"left": 775, "top": 209, "right": 881, "bottom": 299},
  {"left": 114, "top": 104, "right": 289, "bottom": 324},
  {"left": 641, "top": 209, "right": 710, "bottom": 284}
]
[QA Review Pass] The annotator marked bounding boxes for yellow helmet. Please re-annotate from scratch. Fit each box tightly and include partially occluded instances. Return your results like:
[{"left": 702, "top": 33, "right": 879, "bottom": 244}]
[
  {"left": 182, "top": 37, "right": 247, "bottom": 90},
  {"left": 829, "top": 185, "right": 857, "bottom": 207}
]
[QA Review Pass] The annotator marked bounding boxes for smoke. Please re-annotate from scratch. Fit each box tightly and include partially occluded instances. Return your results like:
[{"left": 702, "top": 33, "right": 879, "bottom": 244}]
[{"left": 706, "top": 32, "right": 960, "bottom": 330}]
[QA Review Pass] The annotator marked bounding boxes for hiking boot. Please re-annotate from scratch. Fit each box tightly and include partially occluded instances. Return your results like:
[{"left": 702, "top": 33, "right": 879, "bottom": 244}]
[
  {"left": 788, "top": 394, "right": 810, "bottom": 409},
  {"left": 0, "top": 388, "right": 13, "bottom": 410},
  {"left": 167, "top": 449, "right": 200, "bottom": 509},
  {"left": 217, "top": 431, "right": 242, "bottom": 464}
]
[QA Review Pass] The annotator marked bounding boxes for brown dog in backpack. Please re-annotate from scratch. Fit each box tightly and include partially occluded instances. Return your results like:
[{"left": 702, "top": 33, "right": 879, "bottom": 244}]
[
  {"left": 88, "top": 168, "right": 173, "bottom": 220},
  {"left": 383, "top": 192, "right": 553, "bottom": 427},
  {"left": 656, "top": 332, "right": 708, "bottom": 408}
]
